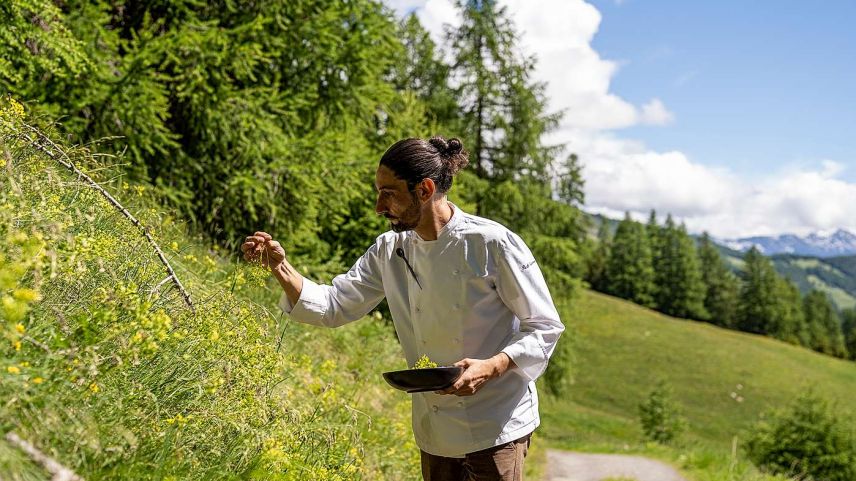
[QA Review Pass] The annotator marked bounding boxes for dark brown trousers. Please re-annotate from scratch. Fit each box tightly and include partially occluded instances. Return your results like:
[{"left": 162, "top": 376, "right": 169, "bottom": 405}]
[{"left": 420, "top": 434, "right": 531, "bottom": 481}]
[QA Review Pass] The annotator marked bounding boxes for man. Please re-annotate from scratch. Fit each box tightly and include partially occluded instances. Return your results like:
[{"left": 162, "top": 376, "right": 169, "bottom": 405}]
[{"left": 242, "top": 136, "right": 564, "bottom": 481}]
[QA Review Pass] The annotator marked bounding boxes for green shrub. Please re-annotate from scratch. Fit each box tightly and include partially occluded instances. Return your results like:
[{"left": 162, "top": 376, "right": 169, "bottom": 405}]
[
  {"left": 745, "top": 390, "right": 856, "bottom": 481},
  {"left": 638, "top": 380, "right": 687, "bottom": 444},
  {"left": 542, "top": 331, "right": 574, "bottom": 397}
]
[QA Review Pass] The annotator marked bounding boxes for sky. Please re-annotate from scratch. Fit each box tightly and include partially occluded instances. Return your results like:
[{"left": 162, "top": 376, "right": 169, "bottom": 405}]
[{"left": 383, "top": 0, "right": 856, "bottom": 239}]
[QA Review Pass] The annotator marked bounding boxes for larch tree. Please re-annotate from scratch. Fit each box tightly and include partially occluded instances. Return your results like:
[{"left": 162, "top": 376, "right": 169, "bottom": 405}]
[
  {"left": 607, "top": 213, "right": 655, "bottom": 308},
  {"left": 697, "top": 232, "right": 740, "bottom": 328},
  {"left": 447, "top": 0, "right": 561, "bottom": 183}
]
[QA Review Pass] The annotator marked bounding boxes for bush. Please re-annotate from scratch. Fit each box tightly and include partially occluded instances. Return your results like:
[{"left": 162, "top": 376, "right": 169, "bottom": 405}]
[
  {"left": 745, "top": 390, "right": 856, "bottom": 481},
  {"left": 638, "top": 380, "right": 687, "bottom": 444},
  {"left": 541, "top": 331, "right": 574, "bottom": 397}
]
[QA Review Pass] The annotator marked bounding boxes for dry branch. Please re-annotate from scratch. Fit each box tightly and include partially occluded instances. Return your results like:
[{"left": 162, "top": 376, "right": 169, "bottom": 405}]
[
  {"left": 13, "top": 123, "right": 195, "bottom": 313},
  {"left": 4, "top": 432, "right": 83, "bottom": 481}
]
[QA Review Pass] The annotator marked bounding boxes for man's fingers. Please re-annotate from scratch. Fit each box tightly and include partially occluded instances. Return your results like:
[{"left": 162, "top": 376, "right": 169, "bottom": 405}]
[
  {"left": 254, "top": 231, "right": 272, "bottom": 241},
  {"left": 268, "top": 240, "right": 282, "bottom": 250}
]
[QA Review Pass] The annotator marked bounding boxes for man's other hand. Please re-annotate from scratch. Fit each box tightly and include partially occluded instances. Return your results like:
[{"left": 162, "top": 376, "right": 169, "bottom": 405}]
[
  {"left": 241, "top": 231, "right": 286, "bottom": 270},
  {"left": 437, "top": 353, "right": 513, "bottom": 396}
]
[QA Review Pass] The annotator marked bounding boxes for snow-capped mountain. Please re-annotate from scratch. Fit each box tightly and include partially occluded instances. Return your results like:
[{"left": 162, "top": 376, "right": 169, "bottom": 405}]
[{"left": 719, "top": 229, "right": 856, "bottom": 258}]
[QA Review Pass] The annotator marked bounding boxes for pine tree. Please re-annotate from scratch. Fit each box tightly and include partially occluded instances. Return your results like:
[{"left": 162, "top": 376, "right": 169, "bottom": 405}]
[
  {"left": 586, "top": 218, "right": 612, "bottom": 292},
  {"left": 448, "top": 0, "right": 561, "bottom": 182},
  {"left": 607, "top": 213, "right": 655, "bottom": 307},
  {"left": 841, "top": 308, "right": 856, "bottom": 360},
  {"left": 737, "top": 247, "right": 781, "bottom": 335},
  {"left": 773, "top": 278, "right": 807, "bottom": 346},
  {"left": 653, "top": 216, "right": 707, "bottom": 319},
  {"left": 389, "top": 13, "right": 458, "bottom": 130},
  {"left": 697, "top": 232, "right": 740, "bottom": 328},
  {"left": 803, "top": 290, "right": 847, "bottom": 358}
]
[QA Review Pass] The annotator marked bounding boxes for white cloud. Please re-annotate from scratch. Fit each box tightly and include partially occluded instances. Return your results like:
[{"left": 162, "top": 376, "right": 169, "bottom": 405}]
[
  {"left": 383, "top": 0, "right": 856, "bottom": 238},
  {"left": 639, "top": 98, "right": 674, "bottom": 125}
]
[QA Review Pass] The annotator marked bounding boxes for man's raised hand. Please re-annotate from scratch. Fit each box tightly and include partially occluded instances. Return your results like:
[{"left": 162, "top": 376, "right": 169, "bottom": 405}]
[{"left": 241, "top": 231, "right": 286, "bottom": 270}]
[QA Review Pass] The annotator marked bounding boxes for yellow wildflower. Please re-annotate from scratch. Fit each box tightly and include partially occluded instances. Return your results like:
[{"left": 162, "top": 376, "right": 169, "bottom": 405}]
[
  {"left": 7, "top": 366, "right": 20, "bottom": 374},
  {"left": 15, "top": 323, "right": 25, "bottom": 334},
  {"left": 32, "top": 377, "right": 43, "bottom": 384},
  {"left": 89, "top": 382, "right": 100, "bottom": 393}
]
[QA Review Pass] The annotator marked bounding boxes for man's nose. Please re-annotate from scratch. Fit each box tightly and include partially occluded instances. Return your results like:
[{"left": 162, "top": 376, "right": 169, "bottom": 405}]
[{"left": 375, "top": 195, "right": 385, "bottom": 215}]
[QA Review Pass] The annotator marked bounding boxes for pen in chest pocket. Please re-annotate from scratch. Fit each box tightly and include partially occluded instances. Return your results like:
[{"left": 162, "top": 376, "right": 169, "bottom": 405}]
[{"left": 395, "top": 247, "right": 422, "bottom": 289}]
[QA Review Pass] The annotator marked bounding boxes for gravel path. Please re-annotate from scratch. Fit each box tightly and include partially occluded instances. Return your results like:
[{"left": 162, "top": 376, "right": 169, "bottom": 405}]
[{"left": 545, "top": 449, "right": 689, "bottom": 481}]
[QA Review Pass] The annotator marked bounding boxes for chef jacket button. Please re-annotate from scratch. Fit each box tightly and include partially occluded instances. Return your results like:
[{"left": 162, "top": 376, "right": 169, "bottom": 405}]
[
  {"left": 432, "top": 405, "right": 439, "bottom": 413},
  {"left": 452, "top": 269, "right": 459, "bottom": 275},
  {"left": 415, "top": 306, "right": 421, "bottom": 313},
  {"left": 421, "top": 340, "right": 427, "bottom": 345},
  {"left": 453, "top": 304, "right": 460, "bottom": 310},
  {"left": 454, "top": 338, "right": 461, "bottom": 344},
  {"left": 457, "top": 402, "right": 464, "bottom": 408}
]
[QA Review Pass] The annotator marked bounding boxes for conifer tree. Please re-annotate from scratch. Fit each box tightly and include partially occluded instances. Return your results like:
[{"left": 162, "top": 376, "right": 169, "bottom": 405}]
[
  {"left": 698, "top": 232, "right": 740, "bottom": 327},
  {"left": 448, "top": 0, "right": 561, "bottom": 182},
  {"left": 841, "top": 308, "right": 856, "bottom": 361},
  {"left": 737, "top": 247, "right": 782, "bottom": 335},
  {"left": 653, "top": 216, "right": 707, "bottom": 319},
  {"left": 390, "top": 14, "right": 458, "bottom": 130},
  {"left": 773, "top": 278, "right": 807, "bottom": 346},
  {"left": 607, "top": 213, "right": 655, "bottom": 307},
  {"left": 586, "top": 218, "right": 612, "bottom": 292},
  {"left": 803, "top": 290, "right": 847, "bottom": 358}
]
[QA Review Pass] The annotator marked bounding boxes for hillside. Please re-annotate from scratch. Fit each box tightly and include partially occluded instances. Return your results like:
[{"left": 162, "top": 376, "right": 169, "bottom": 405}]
[
  {"left": 1, "top": 106, "right": 418, "bottom": 480},
  {"left": 540, "top": 290, "right": 856, "bottom": 453},
  {"left": 716, "top": 246, "right": 856, "bottom": 311}
]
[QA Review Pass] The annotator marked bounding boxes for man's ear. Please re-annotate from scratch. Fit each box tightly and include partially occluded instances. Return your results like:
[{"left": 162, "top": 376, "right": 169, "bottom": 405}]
[{"left": 417, "top": 178, "right": 437, "bottom": 201}]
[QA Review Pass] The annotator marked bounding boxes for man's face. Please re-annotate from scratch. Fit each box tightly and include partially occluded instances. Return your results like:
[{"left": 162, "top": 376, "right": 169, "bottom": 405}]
[{"left": 375, "top": 165, "right": 422, "bottom": 233}]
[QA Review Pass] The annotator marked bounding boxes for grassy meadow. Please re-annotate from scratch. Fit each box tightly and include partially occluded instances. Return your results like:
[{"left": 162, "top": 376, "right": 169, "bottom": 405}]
[{"left": 537, "top": 289, "right": 856, "bottom": 480}]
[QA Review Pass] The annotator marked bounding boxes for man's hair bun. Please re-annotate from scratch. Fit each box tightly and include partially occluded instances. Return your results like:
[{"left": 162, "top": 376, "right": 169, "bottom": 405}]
[{"left": 429, "top": 136, "right": 469, "bottom": 175}]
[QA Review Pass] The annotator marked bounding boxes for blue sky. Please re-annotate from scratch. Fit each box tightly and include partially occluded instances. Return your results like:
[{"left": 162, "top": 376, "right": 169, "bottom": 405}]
[
  {"left": 386, "top": 0, "right": 856, "bottom": 238},
  {"left": 590, "top": 0, "right": 856, "bottom": 183}
]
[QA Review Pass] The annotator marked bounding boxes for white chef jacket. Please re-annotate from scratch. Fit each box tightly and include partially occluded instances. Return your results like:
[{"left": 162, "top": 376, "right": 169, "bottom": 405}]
[{"left": 279, "top": 204, "right": 564, "bottom": 457}]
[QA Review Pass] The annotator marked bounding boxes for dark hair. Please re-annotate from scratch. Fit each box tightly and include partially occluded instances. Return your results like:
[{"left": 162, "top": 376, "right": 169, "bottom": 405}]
[{"left": 379, "top": 136, "right": 469, "bottom": 194}]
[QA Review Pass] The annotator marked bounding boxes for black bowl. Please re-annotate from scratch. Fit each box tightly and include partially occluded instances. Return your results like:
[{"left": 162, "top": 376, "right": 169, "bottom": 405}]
[{"left": 382, "top": 366, "right": 464, "bottom": 393}]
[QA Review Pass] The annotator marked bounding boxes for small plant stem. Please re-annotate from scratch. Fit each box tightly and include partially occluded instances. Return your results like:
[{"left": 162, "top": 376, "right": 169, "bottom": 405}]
[{"left": 15, "top": 123, "right": 194, "bottom": 313}]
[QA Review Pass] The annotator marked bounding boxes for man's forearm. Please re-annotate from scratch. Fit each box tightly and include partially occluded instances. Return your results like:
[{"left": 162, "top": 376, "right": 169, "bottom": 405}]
[
  {"left": 272, "top": 261, "right": 304, "bottom": 307},
  {"left": 490, "top": 352, "right": 516, "bottom": 378}
]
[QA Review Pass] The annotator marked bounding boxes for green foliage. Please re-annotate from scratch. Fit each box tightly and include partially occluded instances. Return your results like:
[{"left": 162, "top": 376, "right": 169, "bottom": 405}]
[
  {"left": 738, "top": 247, "right": 785, "bottom": 336},
  {"left": 447, "top": 0, "right": 561, "bottom": 182},
  {"left": 389, "top": 14, "right": 458, "bottom": 131},
  {"left": 0, "top": 0, "right": 90, "bottom": 89},
  {"left": 638, "top": 380, "right": 687, "bottom": 445},
  {"left": 843, "top": 309, "right": 856, "bottom": 361},
  {"left": 803, "top": 290, "right": 847, "bottom": 358},
  {"left": 606, "top": 213, "right": 655, "bottom": 308},
  {"left": 745, "top": 390, "right": 856, "bottom": 481},
  {"left": 584, "top": 219, "right": 611, "bottom": 292},
  {"left": 542, "top": 331, "right": 574, "bottom": 397},
  {"left": 698, "top": 232, "right": 740, "bottom": 328},
  {"left": 651, "top": 216, "right": 707, "bottom": 320}
]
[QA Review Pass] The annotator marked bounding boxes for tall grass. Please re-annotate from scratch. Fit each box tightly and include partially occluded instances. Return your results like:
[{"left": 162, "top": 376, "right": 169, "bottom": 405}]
[{"left": 1, "top": 100, "right": 418, "bottom": 479}]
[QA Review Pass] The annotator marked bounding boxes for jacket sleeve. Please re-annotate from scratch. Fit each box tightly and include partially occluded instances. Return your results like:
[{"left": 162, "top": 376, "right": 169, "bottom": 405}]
[
  {"left": 279, "top": 239, "right": 386, "bottom": 328},
  {"left": 493, "top": 232, "right": 565, "bottom": 382}
]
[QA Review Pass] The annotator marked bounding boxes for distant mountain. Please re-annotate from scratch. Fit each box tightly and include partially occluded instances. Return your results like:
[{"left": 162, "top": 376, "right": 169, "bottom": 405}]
[{"left": 718, "top": 229, "right": 856, "bottom": 258}]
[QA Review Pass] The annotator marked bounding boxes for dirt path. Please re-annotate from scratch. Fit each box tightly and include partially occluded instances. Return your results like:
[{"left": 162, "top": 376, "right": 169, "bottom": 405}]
[{"left": 545, "top": 449, "right": 689, "bottom": 481}]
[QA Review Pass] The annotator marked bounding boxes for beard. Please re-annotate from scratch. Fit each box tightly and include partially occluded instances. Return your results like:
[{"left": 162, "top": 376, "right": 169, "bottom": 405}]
[{"left": 386, "top": 192, "right": 422, "bottom": 233}]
